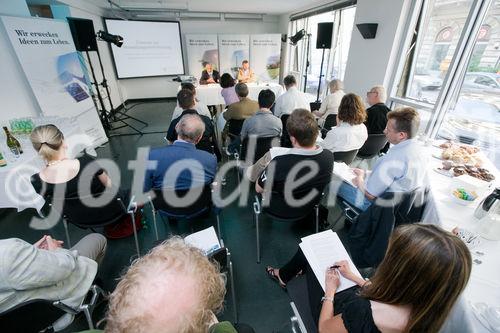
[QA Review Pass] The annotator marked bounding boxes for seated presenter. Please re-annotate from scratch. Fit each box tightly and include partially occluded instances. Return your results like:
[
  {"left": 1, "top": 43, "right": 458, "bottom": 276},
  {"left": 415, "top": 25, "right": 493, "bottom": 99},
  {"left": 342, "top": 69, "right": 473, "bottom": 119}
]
[
  {"left": 237, "top": 60, "right": 255, "bottom": 83},
  {"left": 199, "top": 62, "right": 220, "bottom": 85}
]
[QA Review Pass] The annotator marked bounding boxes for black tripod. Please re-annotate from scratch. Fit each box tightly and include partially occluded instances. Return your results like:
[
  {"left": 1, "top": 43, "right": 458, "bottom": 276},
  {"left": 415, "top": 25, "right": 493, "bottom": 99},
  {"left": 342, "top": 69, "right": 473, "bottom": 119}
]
[{"left": 84, "top": 49, "right": 148, "bottom": 137}]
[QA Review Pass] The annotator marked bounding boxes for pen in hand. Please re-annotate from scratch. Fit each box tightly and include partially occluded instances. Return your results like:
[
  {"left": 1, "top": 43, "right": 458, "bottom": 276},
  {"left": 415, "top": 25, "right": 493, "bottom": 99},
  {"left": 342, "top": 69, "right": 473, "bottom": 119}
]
[{"left": 329, "top": 265, "right": 340, "bottom": 269}]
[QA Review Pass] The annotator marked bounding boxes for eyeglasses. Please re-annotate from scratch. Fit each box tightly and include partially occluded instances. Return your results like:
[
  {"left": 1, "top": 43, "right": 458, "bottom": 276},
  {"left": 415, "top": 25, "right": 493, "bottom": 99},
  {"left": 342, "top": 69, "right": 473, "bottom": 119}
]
[{"left": 366, "top": 91, "right": 377, "bottom": 95}]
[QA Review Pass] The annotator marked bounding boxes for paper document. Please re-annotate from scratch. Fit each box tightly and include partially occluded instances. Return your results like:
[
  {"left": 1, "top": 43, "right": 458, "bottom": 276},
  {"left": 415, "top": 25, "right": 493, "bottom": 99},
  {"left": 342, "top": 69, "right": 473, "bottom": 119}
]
[
  {"left": 333, "top": 162, "right": 356, "bottom": 187},
  {"left": 184, "top": 227, "right": 221, "bottom": 256},
  {"left": 299, "top": 230, "right": 362, "bottom": 292}
]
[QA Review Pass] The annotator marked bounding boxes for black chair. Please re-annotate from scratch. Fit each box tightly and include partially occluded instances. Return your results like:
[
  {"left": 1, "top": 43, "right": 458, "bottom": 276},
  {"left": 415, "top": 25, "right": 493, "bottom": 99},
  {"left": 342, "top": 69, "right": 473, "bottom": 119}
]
[
  {"left": 227, "top": 119, "right": 245, "bottom": 140},
  {"left": 252, "top": 189, "right": 324, "bottom": 263},
  {"left": 55, "top": 193, "right": 142, "bottom": 258},
  {"left": 148, "top": 183, "right": 222, "bottom": 238},
  {"left": 209, "top": 242, "right": 238, "bottom": 322},
  {"left": 288, "top": 276, "right": 317, "bottom": 333},
  {"left": 356, "top": 134, "right": 388, "bottom": 159},
  {"left": 337, "top": 188, "right": 428, "bottom": 268},
  {"left": 0, "top": 285, "right": 105, "bottom": 332},
  {"left": 323, "top": 114, "right": 337, "bottom": 130},
  {"left": 240, "top": 136, "right": 280, "bottom": 164},
  {"left": 280, "top": 114, "right": 292, "bottom": 148},
  {"left": 333, "top": 149, "right": 359, "bottom": 165}
]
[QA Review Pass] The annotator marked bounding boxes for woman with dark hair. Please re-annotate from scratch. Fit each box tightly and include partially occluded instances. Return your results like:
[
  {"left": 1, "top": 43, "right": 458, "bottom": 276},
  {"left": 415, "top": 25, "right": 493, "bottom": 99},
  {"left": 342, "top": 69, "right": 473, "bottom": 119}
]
[
  {"left": 320, "top": 93, "right": 368, "bottom": 154},
  {"left": 267, "top": 224, "right": 472, "bottom": 333},
  {"left": 220, "top": 73, "right": 239, "bottom": 106}
]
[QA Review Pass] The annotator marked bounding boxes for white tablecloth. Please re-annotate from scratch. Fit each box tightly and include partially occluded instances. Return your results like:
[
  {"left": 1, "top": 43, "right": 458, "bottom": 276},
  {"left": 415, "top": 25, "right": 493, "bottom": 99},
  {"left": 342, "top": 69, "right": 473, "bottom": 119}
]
[
  {"left": 421, "top": 144, "right": 500, "bottom": 333},
  {"left": 0, "top": 117, "right": 90, "bottom": 212},
  {"left": 195, "top": 82, "right": 284, "bottom": 106}
]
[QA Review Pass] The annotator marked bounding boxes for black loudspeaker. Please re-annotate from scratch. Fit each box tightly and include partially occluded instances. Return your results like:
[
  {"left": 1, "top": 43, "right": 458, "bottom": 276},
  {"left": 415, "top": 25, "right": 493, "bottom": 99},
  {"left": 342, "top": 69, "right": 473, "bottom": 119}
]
[
  {"left": 67, "top": 17, "right": 98, "bottom": 51},
  {"left": 316, "top": 22, "right": 333, "bottom": 49},
  {"left": 356, "top": 23, "right": 378, "bottom": 39}
]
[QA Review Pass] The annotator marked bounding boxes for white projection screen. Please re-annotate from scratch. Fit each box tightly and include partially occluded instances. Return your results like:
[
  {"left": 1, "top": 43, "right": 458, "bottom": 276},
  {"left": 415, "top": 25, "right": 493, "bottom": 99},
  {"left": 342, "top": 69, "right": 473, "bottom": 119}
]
[{"left": 104, "top": 19, "right": 185, "bottom": 79}]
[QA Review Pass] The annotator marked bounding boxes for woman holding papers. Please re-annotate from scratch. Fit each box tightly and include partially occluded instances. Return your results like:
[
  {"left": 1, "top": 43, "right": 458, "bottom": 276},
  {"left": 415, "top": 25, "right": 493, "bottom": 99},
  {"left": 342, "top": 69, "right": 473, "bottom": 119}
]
[{"left": 267, "top": 224, "right": 471, "bottom": 333}]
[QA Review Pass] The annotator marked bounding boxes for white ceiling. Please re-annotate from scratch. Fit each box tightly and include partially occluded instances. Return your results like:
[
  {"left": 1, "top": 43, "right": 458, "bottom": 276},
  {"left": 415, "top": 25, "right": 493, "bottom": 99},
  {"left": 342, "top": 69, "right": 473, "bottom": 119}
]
[{"left": 84, "top": 0, "right": 330, "bottom": 15}]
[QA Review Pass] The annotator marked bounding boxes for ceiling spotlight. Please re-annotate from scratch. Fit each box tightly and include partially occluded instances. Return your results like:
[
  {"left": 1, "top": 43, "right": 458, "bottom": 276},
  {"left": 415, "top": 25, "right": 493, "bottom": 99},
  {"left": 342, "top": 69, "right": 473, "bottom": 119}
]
[
  {"left": 289, "top": 29, "right": 306, "bottom": 45},
  {"left": 97, "top": 30, "right": 123, "bottom": 47}
]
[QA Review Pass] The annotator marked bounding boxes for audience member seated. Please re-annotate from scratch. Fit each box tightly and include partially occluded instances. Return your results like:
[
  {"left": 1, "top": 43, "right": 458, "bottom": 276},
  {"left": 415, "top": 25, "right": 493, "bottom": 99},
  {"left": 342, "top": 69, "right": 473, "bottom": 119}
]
[
  {"left": 237, "top": 60, "right": 255, "bottom": 83},
  {"left": 365, "top": 85, "right": 391, "bottom": 135},
  {"left": 337, "top": 107, "right": 427, "bottom": 211},
  {"left": 223, "top": 83, "right": 259, "bottom": 122},
  {"left": 313, "top": 79, "right": 345, "bottom": 128},
  {"left": 320, "top": 93, "right": 368, "bottom": 154},
  {"left": 266, "top": 224, "right": 471, "bottom": 333},
  {"left": 29, "top": 125, "right": 139, "bottom": 238},
  {"left": 200, "top": 62, "right": 220, "bottom": 85},
  {"left": 220, "top": 73, "right": 239, "bottom": 106},
  {"left": 227, "top": 89, "right": 281, "bottom": 154},
  {"left": 246, "top": 109, "right": 333, "bottom": 218},
  {"left": 0, "top": 233, "right": 107, "bottom": 330},
  {"left": 145, "top": 114, "right": 217, "bottom": 193},
  {"left": 104, "top": 237, "right": 253, "bottom": 333},
  {"left": 274, "top": 74, "right": 310, "bottom": 118},
  {"left": 167, "top": 89, "right": 218, "bottom": 156},
  {"left": 172, "top": 82, "right": 211, "bottom": 121}
]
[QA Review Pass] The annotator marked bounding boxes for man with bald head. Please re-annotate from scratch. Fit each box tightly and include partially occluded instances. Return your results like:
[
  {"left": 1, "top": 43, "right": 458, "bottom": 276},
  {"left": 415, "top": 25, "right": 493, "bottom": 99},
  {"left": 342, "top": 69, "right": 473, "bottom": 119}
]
[{"left": 145, "top": 113, "right": 217, "bottom": 192}]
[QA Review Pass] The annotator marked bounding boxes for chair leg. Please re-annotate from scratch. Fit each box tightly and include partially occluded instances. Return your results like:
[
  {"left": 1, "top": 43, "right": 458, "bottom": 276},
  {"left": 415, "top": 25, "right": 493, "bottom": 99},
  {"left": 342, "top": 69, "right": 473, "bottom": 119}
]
[
  {"left": 63, "top": 219, "right": 72, "bottom": 248},
  {"left": 151, "top": 207, "right": 159, "bottom": 241},
  {"left": 215, "top": 212, "right": 222, "bottom": 239},
  {"left": 315, "top": 204, "right": 319, "bottom": 233},
  {"left": 255, "top": 211, "right": 261, "bottom": 263},
  {"left": 82, "top": 305, "right": 94, "bottom": 330},
  {"left": 228, "top": 252, "right": 238, "bottom": 323},
  {"left": 129, "top": 212, "right": 141, "bottom": 258}
]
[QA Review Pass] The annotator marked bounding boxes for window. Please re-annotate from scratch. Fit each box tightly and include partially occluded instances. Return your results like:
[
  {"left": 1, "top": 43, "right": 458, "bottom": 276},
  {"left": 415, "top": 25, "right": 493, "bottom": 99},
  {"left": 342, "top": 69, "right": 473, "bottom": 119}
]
[
  {"left": 287, "top": 5, "right": 356, "bottom": 101},
  {"left": 389, "top": 0, "right": 500, "bottom": 168}
]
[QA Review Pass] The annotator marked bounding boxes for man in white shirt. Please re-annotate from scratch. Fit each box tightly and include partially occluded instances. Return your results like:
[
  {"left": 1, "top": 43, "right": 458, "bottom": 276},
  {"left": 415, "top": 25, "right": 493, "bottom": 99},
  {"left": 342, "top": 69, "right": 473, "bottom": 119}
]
[{"left": 274, "top": 74, "right": 310, "bottom": 118}]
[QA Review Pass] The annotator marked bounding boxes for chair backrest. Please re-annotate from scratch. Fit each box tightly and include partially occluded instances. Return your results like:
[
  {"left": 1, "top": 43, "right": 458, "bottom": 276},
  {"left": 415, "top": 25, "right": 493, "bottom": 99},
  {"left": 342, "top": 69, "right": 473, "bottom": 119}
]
[
  {"left": 265, "top": 187, "right": 324, "bottom": 221},
  {"left": 0, "top": 299, "right": 64, "bottom": 333},
  {"left": 280, "top": 114, "right": 292, "bottom": 148},
  {"left": 347, "top": 188, "right": 429, "bottom": 268},
  {"left": 357, "top": 134, "right": 388, "bottom": 158},
  {"left": 241, "top": 136, "right": 280, "bottom": 164},
  {"left": 333, "top": 149, "right": 359, "bottom": 165},
  {"left": 62, "top": 194, "right": 126, "bottom": 228},
  {"left": 323, "top": 114, "right": 337, "bottom": 129},
  {"left": 152, "top": 184, "right": 212, "bottom": 219},
  {"left": 228, "top": 119, "right": 245, "bottom": 137}
]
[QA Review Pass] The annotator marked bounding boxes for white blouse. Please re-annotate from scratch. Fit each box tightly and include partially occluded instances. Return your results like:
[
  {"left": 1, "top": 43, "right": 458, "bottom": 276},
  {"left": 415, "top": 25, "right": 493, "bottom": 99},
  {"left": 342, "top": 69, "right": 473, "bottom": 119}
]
[
  {"left": 317, "top": 90, "right": 345, "bottom": 126},
  {"left": 320, "top": 122, "right": 368, "bottom": 153}
]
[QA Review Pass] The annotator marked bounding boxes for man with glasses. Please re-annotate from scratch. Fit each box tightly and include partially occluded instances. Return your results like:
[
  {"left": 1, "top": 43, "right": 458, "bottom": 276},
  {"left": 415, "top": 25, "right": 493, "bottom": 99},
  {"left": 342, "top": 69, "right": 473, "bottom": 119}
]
[
  {"left": 365, "top": 85, "right": 391, "bottom": 135},
  {"left": 336, "top": 107, "right": 427, "bottom": 211}
]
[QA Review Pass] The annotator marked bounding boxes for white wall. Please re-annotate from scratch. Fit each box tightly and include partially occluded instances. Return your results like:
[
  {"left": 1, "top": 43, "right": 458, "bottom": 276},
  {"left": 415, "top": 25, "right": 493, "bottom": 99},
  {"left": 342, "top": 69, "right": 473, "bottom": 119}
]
[
  {"left": 119, "top": 17, "right": 281, "bottom": 100},
  {"left": 0, "top": 0, "right": 42, "bottom": 125},
  {"left": 343, "top": 0, "right": 410, "bottom": 97}
]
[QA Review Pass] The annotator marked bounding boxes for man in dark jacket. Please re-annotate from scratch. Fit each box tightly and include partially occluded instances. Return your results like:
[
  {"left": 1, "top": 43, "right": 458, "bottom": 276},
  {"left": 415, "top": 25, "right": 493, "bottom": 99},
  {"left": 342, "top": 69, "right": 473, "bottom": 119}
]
[{"left": 199, "top": 62, "right": 220, "bottom": 85}]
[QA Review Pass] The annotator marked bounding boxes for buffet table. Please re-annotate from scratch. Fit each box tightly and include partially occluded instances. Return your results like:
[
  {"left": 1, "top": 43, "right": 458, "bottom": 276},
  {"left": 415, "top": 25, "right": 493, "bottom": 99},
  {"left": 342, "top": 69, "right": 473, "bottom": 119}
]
[
  {"left": 0, "top": 117, "right": 91, "bottom": 212},
  {"left": 421, "top": 142, "right": 499, "bottom": 333}
]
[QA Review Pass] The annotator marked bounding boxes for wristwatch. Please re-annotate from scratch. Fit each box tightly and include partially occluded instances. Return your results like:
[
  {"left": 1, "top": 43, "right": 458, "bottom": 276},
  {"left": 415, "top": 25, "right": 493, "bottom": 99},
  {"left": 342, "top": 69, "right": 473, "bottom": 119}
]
[{"left": 321, "top": 296, "right": 334, "bottom": 303}]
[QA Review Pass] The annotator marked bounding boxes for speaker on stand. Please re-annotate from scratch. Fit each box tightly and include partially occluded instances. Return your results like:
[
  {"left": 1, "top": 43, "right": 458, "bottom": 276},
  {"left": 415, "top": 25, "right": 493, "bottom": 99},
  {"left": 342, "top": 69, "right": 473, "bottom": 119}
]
[
  {"left": 315, "top": 22, "right": 333, "bottom": 103},
  {"left": 67, "top": 17, "right": 147, "bottom": 137}
]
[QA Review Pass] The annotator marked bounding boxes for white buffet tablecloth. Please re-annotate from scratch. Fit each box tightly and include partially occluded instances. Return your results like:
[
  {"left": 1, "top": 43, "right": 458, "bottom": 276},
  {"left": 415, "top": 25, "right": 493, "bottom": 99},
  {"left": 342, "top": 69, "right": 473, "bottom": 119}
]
[
  {"left": 0, "top": 117, "right": 91, "bottom": 212},
  {"left": 195, "top": 82, "right": 284, "bottom": 106},
  {"left": 421, "top": 143, "right": 500, "bottom": 333}
]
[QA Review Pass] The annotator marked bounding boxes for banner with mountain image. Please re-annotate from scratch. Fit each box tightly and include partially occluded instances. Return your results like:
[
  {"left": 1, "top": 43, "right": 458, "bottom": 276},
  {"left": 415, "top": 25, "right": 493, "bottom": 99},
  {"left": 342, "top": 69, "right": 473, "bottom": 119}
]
[
  {"left": 218, "top": 34, "right": 250, "bottom": 80},
  {"left": 1, "top": 15, "right": 107, "bottom": 147},
  {"left": 185, "top": 34, "right": 219, "bottom": 81},
  {"left": 250, "top": 34, "right": 281, "bottom": 83}
]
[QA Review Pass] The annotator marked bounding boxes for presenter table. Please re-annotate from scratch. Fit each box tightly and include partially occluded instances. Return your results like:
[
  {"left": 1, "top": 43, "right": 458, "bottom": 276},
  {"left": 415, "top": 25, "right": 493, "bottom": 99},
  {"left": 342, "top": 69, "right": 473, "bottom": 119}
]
[
  {"left": 0, "top": 117, "right": 90, "bottom": 213},
  {"left": 421, "top": 143, "right": 500, "bottom": 333},
  {"left": 195, "top": 82, "right": 284, "bottom": 106}
]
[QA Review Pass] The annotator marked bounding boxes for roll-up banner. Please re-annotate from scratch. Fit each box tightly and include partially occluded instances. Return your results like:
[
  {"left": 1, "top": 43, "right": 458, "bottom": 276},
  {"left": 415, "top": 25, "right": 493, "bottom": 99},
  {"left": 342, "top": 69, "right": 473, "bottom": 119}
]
[
  {"left": 250, "top": 34, "right": 281, "bottom": 83},
  {"left": 1, "top": 15, "right": 107, "bottom": 147},
  {"left": 218, "top": 34, "right": 249, "bottom": 80}
]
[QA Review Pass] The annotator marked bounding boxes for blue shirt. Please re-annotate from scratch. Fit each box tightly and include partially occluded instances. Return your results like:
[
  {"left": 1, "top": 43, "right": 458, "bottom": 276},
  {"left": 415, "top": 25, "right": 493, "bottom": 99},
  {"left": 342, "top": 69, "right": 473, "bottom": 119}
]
[
  {"left": 365, "top": 139, "right": 428, "bottom": 197},
  {"left": 144, "top": 141, "right": 217, "bottom": 192}
]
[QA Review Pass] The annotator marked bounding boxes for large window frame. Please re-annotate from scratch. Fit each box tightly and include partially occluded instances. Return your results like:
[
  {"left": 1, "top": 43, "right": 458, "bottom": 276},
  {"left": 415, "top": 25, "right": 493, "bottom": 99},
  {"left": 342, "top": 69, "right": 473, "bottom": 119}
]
[{"left": 387, "top": 0, "right": 495, "bottom": 139}]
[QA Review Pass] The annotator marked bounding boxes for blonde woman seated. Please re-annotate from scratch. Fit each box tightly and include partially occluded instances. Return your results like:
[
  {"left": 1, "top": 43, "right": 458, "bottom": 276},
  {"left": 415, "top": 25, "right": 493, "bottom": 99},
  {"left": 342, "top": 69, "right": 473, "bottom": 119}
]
[
  {"left": 313, "top": 79, "right": 345, "bottom": 128},
  {"left": 266, "top": 224, "right": 471, "bottom": 333},
  {"left": 30, "top": 124, "right": 140, "bottom": 238},
  {"left": 320, "top": 93, "right": 368, "bottom": 154}
]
